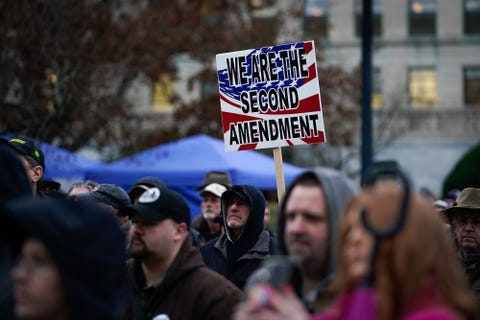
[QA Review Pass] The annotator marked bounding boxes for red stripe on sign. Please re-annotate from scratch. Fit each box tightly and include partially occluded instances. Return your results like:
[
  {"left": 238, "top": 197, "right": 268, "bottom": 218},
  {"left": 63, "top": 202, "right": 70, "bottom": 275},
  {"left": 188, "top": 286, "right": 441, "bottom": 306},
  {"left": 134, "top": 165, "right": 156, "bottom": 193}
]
[
  {"left": 303, "top": 63, "right": 317, "bottom": 85},
  {"left": 238, "top": 143, "right": 257, "bottom": 151},
  {"left": 221, "top": 111, "right": 262, "bottom": 133},
  {"left": 220, "top": 93, "right": 241, "bottom": 109},
  {"left": 304, "top": 41, "right": 313, "bottom": 55},
  {"left": 297, "top": 94, "right": 322, "bottom": 113},
  {"left": 301, "top": 131, "right": 325, "bottom": 144}
]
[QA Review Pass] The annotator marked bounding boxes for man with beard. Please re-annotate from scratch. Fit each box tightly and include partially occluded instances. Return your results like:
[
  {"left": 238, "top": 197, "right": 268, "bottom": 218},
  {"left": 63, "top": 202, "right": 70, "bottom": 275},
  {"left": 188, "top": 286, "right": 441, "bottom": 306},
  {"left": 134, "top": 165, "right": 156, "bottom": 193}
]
[
  {"left": 121, "top": 185, "right": 241, "bottom": 320},
  {"left": 443, "top": 187, "right": 480, "bottom": 306},
  {"left": 276, "top": 168, "right": 355, "bottom": 313},
  {"left": 192, "top": 183, "right": 227, "bottom": 245},
  {"left": 240, "top": 168, "right": 356, "bottom": 315}
]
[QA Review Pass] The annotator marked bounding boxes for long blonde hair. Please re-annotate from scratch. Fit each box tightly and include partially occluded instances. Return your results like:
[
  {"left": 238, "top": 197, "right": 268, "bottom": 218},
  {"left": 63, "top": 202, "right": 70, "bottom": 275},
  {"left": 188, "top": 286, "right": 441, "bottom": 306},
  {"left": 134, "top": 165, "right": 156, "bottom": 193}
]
[{"left": 337, "top": 183, "right": 477, "bottom": 319}]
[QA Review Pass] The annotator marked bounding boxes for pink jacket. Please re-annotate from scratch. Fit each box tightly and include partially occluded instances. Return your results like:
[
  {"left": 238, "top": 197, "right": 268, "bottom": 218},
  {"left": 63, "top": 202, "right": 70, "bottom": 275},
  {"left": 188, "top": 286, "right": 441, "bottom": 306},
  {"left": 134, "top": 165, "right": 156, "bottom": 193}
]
[{"left": 311, "top": 278, "right": 461, "bottom": 320}]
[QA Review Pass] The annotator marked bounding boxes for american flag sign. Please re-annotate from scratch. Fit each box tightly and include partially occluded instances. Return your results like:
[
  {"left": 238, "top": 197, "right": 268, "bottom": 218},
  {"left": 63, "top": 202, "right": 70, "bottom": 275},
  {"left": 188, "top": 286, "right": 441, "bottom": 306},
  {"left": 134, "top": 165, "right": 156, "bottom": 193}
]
[{"left": 216, "top": 40, "right": 326, "bottom": 152}]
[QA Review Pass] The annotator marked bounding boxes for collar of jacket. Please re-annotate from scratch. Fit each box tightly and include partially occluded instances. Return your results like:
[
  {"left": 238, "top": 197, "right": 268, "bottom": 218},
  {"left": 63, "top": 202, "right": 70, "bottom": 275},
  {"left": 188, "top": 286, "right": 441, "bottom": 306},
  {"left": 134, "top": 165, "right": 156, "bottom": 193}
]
[{"left": 214, "top": 230, "right": 271, "bottom": 261}]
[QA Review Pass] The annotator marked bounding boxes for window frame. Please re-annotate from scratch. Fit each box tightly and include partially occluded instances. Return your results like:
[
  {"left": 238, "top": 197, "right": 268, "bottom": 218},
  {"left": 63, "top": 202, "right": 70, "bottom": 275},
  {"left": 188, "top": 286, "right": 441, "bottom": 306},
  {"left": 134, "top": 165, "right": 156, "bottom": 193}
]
[
  {"left": 303, "top": 0, "right": 329, "bottom": 40},
  {"left": 152, "top": 74, "right": 175, "bottom": 113},
  {"left": 408, "top": 0, "right": 437, "bottom": 37},
  {"left": 408, "top": 67, "right": 438, "bottom": 108},
  {"left": 372, "top": 67, "right": 383, "bottom": 109},
  {"left": 464, "top": 0, "right": 480, "bottom": 35},
  {"left": 464, "top": 66, "right": 480, "bottom": 107}
]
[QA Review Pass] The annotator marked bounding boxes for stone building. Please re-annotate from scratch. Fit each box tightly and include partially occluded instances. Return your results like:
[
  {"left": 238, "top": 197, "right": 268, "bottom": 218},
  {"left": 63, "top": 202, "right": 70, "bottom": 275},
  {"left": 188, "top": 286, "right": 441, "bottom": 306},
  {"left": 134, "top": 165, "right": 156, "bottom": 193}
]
[{"left": 126, "top": 0, "right": 480, "bottom": 195}]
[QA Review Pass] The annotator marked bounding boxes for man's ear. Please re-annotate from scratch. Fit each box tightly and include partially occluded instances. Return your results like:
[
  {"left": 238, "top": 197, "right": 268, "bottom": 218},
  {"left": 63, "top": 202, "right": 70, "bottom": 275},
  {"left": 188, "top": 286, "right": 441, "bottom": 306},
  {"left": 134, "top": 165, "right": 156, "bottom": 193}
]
[
  {"left": 174, "top": 222, "right": 188, "bottom": 240},
  {"left": 31, "top": 166, "right": 43, "bottom": 182}
]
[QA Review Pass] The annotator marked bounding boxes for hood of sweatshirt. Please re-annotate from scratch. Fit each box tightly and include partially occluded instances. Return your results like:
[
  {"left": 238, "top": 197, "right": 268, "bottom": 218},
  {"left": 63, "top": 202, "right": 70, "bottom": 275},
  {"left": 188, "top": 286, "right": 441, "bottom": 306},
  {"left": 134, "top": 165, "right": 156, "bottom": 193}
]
[
  {"left": 221, "top": 185, "right": 266, "bottom": 258},
  {"left": 277, "top": 167, "right": 356, "bottom": 277},
  {"left": 2, "top": 197, "right": 127, "bottom": 320}
]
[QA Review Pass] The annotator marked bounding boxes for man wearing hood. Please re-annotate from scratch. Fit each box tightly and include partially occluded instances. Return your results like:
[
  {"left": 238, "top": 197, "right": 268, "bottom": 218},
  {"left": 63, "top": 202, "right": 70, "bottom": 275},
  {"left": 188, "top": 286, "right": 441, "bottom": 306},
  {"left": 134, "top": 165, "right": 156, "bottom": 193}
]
[
  {"left": 201, "top": 185, "right": 274, "bottom": 290},
  {"left": 277, "top": 168, "right": 355, "bottom": 312},
  {"left": 277, "top": 168, "right": 354, "bottom": 312},
  {"left": 239, "top": 168, "right": 356, "bottom": 316}
]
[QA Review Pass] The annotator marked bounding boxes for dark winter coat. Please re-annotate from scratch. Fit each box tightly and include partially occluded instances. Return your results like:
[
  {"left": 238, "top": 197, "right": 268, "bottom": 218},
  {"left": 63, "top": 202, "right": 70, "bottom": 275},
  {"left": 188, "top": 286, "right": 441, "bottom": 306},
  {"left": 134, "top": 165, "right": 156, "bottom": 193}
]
[
  {"left": 126, "top": 235, "right": 242, "bottom": 320},
  {"left": 191, "top": 214, "right": 222, "bottom": 245},
  {"left": 201, "top": 185, "right": 273, "bottom": 290},
  {"left": 459, "top": 251, "right": 480, "bottom": 307},
  {"left": 0, "top": 145, "right": 33, "bottom": 320}
]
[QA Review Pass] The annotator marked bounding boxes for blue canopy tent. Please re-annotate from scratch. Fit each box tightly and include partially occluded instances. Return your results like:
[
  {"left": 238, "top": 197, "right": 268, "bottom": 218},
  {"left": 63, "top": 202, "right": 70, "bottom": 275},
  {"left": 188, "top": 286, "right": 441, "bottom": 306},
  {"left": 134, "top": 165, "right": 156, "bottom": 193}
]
[
  {"left": 85, "top": 134, "right": 307, "bottom": 217},
  {"left": 1, "top": 133, "right": 103, "bottom": 181}
]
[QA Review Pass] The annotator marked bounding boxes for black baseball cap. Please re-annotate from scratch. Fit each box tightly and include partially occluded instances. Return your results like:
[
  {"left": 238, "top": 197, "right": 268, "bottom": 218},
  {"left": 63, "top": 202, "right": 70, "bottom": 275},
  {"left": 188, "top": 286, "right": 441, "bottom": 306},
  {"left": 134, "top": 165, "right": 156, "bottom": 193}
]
[
  {"left": 120, "top": 185, "right": 190, "bottom": 228},
  {"left": 128, "top": 176, "right": 167, "bottom": 202},
  {"left": 0, "top": 137, "right": 45, "bottom": 169}
]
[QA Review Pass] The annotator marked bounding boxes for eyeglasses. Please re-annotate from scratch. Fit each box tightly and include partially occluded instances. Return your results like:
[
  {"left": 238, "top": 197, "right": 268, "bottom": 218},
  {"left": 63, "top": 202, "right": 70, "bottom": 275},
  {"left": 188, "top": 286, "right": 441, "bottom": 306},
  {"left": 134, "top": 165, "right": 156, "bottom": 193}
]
[{"left": 453, "top": 215, "right": 480, "bottom": 228}]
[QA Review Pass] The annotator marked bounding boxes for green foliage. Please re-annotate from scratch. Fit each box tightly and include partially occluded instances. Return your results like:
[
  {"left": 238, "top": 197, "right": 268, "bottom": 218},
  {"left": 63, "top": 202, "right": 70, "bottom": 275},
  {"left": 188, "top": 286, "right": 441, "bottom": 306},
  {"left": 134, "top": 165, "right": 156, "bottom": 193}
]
[{"left": 442, "top": 142, "right": 480, "bottom": 197}]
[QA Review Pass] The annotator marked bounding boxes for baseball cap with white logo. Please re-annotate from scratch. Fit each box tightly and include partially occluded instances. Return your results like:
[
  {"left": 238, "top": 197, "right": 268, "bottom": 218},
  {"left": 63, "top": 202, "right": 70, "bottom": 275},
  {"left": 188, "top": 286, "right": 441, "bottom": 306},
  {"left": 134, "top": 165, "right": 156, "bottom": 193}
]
[{"left": 119, "top": 186, "right": 190, "bottom": 227}]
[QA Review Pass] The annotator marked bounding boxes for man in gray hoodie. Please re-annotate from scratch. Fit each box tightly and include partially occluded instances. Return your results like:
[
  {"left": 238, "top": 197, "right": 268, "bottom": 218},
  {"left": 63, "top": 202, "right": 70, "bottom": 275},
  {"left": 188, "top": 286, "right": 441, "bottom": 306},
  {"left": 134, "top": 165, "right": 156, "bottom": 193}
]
[
  {"left": 281, "top": 168, "right": 355, "bottom": 312},
  {"left": 243, "top": 168, "right": 356, "bottom": 315}
]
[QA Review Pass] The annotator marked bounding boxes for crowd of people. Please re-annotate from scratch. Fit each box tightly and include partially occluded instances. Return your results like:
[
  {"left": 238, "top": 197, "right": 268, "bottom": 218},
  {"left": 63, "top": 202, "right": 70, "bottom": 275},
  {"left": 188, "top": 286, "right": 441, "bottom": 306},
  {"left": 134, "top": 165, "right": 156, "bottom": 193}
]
[{"left": 0, "top": 136, "right": 479, "bottom": 319}]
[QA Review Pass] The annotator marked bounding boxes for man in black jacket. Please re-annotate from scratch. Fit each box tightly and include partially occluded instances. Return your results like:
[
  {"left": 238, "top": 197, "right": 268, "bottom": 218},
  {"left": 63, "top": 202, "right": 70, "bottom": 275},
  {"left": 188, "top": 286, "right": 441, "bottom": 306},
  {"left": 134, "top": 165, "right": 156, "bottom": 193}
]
[
  {"left": 121, "top": 184, "right": 241, "bottom": 320},
  {"left": 201, "top": 185, "right": 274, "bottom": 290}
]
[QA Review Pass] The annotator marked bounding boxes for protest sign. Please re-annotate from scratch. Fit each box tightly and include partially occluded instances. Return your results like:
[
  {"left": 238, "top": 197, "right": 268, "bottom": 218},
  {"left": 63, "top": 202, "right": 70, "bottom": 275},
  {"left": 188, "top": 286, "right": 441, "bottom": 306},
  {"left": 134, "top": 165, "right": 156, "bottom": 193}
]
[{"left": 216, "top": 40, "right": 326, "bottom": 152}]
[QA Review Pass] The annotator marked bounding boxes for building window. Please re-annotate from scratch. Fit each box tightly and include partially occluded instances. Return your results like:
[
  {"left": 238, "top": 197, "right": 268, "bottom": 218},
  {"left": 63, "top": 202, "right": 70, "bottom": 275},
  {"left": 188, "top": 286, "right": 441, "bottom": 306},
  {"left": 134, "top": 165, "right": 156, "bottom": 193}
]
[
  {"left": 408, "top": 67, "right": 437, "bottom": 108},
  {"left": 354, "top": 0, "right": 383, "bottom": 38},
  {"left": 249, "top": 0, "right": 275, "bottom": 16},
  {"left": 464, "top": 66, "right": 480, "bottom": 106},
  {"left": 248, "top": 0, "right": 278, "bottom": 43},
  {"left": 372, "top": 67, "right": 383, "bottom": 109},
  {"left": 408, "top": 0, "right": 436, "bottom": 36},
  {"left": 464, "top": 0, "right": 480, "bottom": 35},
  {"left": 152, "top": 74, "right": 174, "bottom": 112},
  {"left": 304, "top": 0, "right": 329, "bottom": 40}
]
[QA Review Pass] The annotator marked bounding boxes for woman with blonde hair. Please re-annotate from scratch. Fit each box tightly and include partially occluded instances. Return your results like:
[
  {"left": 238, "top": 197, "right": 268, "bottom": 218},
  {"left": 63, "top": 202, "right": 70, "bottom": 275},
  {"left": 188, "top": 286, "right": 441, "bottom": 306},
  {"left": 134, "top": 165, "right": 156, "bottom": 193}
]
[{"left": 235, "top": 181, "right": 477, "bottom": 320}]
